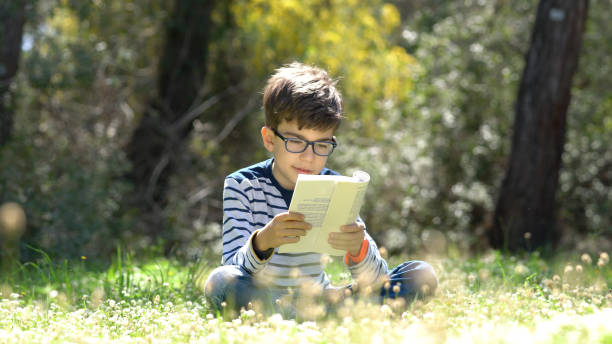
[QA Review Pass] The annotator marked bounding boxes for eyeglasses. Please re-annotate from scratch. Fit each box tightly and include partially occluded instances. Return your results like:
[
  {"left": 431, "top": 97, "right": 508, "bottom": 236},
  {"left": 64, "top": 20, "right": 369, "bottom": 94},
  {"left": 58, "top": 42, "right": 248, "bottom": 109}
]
[{"left": 271, "top": 128, "right": 337, "bottom": 156}]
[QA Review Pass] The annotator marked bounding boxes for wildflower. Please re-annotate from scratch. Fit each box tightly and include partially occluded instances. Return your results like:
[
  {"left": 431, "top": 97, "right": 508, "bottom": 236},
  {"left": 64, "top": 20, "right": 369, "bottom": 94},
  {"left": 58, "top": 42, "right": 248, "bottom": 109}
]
[
  {"left": 467, "top": 273, "right": 476, "bottom": 284},
  {"left": 379, "top": 246, "right": 388, "bottom": 259},
  {"left": 380, "top": 304, "right": 393, "bottom": 316},
  {"left": 242, "top": 309, "right": 256, "bottom": 318},
  {"left": 553, "top": 275, "right": 561, "bottom": 283},
  {"left": 514, "top": 264, "right": 528, "bottom": 275},
  {"left": 289, "top": 268, "right": 300, "bottom": 279},
  {"left": 581, "top": 253, "right": 592, "bottom": 265},
  {"left": 478, "top": 268, "right": 490, "bottom": 280},
  {"left": 269, "top": 313, "right": 283, "bottom": 322},
  {"left": 523, "top": 232, "right": 531, "bottom": 240},
  {"left": 575, "top": 265, "right": 583, "bottom": 273},
  {"left": 600, "top": 252, "right": 609, "bottom": 264},
  {"left": 597, "top": 259, "right": 606, "bottom": 268},
  {"left": 153, "top": 295, "right": 160, "bottom": 304},
  {"left": 49, "top": 290, "right": 58, "bottom": 299},
  {"left": 563, "top": 265, "right": 573, "bottom": 274},
  {"left": 81, "top": 256, "right": 87, "bottom": 260}
]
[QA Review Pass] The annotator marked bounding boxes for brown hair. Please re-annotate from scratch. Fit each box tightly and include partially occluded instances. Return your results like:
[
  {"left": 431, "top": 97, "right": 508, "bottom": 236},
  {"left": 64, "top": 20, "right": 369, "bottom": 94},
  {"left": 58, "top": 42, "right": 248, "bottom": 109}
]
[{"left": 263, "top": 62, "right": 343, "bottom": 131}]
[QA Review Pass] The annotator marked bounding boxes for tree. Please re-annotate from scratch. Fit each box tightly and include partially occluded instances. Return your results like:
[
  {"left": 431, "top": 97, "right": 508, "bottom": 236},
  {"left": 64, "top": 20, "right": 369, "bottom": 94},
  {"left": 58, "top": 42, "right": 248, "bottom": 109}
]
[
  {"left": 0, "top": 1, "right": 28, "bottom": 147},
  {"left": 123, "top": 0, "right": 216, "bottom": 239},
  {"left": 489, "top": 0, "right": 590, "bottom": 251}
]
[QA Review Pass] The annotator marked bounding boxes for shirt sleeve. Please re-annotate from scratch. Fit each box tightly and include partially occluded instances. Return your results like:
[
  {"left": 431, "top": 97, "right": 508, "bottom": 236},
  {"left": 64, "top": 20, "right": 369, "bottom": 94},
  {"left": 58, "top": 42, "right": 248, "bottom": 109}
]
[
  {"left": 221, "top": 177, "right": 271, "bottom": 274},
  {"left": 345, "top": 219, "right": 388, "bottom": 287}
]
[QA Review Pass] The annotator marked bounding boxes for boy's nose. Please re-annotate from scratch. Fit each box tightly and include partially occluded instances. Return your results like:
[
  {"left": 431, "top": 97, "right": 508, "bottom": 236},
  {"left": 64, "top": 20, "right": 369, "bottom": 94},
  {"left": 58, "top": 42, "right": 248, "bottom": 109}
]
[{"left": 299, "top": 145, "right": 316, "bottom": 160}]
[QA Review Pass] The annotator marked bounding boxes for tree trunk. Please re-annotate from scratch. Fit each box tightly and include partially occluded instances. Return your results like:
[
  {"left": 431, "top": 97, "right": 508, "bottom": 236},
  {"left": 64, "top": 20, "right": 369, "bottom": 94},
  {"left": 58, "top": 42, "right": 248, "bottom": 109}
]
[
  {"left": 0, "top": 1, "right": 27, "bottom": 147},
  {"left": 489, "top": 0, "right": 589, "bottom": 251},
  {"left": 124, "top": 0, "right": 215, "bottom": 238}
]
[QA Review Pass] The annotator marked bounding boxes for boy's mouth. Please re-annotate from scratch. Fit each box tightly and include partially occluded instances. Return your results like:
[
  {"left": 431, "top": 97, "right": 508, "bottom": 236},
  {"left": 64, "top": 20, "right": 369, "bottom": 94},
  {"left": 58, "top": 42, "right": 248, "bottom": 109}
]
[{"left": 294, "top": 167, "right": 313, "bottom": 174}]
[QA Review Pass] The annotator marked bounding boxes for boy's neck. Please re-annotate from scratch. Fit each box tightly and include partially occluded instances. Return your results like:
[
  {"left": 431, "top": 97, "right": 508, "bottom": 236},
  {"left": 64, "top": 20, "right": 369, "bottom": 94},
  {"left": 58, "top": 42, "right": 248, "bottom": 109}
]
[
  {"left": 268, "top": 159, "right": 295, "bottom": 207},
  {"left": 271, "top": 160, "right": 295, "bottom": 191}
]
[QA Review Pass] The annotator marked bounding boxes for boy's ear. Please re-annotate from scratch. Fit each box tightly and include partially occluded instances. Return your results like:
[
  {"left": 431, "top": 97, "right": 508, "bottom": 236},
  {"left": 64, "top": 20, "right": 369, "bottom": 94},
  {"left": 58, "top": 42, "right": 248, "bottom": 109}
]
[{"left": 261, "top": 126, "right": 275, "bottom": 152}]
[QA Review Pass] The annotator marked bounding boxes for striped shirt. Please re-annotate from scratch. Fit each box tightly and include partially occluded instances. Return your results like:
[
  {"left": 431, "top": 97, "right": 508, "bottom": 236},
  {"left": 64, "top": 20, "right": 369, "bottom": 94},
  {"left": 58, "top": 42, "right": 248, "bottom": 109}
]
[{"left": 221, "top": 158, "right": 388, "bottom": 289}]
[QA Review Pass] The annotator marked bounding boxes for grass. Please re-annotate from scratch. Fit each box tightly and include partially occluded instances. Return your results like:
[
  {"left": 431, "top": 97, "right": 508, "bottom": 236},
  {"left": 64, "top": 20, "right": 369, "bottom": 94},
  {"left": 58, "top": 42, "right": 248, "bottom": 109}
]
[{"left": 1, "top": 247, "right": 611, "bottom": 343}]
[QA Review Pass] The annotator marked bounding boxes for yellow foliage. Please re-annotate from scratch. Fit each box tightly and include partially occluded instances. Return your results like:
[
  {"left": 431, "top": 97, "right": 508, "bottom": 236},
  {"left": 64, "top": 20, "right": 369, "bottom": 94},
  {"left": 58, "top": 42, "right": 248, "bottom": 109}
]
[
  {"left": 381, "top": 4, "right": 401, "bottom": 33},
  {"left": 228, "top": 0, "right": 418, "bottom": 134},
  {"left": 48, "top": 8, "right": 78, "bottom": 36}
]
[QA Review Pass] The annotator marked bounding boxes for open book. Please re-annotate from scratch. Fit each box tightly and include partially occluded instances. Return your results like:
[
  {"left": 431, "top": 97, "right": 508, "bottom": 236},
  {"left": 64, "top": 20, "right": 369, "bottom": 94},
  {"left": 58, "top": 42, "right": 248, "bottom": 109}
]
[{"left": 278, "top": 171, "right": 370, "bottom": 256}]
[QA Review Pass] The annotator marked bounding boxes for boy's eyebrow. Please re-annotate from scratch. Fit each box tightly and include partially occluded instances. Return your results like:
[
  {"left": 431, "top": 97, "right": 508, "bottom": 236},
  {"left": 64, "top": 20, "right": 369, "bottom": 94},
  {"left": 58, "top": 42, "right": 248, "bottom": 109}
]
[{"left": 281, "top": 130, "right": 334, "bottom": 142}]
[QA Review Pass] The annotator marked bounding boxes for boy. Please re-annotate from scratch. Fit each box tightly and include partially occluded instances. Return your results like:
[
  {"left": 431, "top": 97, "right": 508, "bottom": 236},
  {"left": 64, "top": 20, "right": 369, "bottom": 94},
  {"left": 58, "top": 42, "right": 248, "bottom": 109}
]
[{"left": 203, "top": 62, "right": 437, "bottom": 317}]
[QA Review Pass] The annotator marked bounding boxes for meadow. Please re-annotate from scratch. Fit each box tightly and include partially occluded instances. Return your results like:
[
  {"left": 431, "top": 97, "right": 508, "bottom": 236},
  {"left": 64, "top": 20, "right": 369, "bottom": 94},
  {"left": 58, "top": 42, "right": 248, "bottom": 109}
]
[{"left": 1, "top": 248, "right": 611, "bottom": 343}]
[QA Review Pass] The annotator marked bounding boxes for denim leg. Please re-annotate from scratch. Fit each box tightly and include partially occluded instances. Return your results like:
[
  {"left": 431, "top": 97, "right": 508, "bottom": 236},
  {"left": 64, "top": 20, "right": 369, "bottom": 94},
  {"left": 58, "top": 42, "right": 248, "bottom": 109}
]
[
  {"left": 204, "top": 265, "right": 274, "bottom": 313},
  {"left": 380, "top": 260, "right": 438, "bottom": 302}
]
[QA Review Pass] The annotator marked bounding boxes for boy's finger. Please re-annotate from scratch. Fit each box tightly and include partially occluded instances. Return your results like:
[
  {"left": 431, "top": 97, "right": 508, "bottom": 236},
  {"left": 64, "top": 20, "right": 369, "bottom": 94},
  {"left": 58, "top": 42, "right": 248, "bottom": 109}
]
[
  {"left": 283, "top": 220, "right": 312, "bottom": 230},
  {"left": 339, "top": 224, "right": 363, "bottom": 232},
  {"left": 281, "top": 236, "right": 300, "bottom": 244},
  {"left": 329, "top": 234, "right": 361, "bottom": 244},
  {"left": 275, "top": 212, "right": 305, "bottom": 222},
  {"left": 328, "top": 240, "right": 351, "bottom": 251},
  {"left": 284, "top": 229, "right": 307, "bottom": 237},
  {"left": 286, "top": 212, "right": 305, "bottom": 220}
]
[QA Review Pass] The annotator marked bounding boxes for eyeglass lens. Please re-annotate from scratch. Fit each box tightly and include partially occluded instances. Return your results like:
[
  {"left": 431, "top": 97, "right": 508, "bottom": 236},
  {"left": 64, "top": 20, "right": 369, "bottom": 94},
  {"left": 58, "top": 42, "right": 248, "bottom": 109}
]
[{"left": 285, "top": 139, "right": 334, "bottom": 155}]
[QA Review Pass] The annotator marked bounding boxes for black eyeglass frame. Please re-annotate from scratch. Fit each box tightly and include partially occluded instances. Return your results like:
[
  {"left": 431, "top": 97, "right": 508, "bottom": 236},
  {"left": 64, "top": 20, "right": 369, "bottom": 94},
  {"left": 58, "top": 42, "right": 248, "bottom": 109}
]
[{"left": 271, "top": 127, "right": 338, "bottom": 156}]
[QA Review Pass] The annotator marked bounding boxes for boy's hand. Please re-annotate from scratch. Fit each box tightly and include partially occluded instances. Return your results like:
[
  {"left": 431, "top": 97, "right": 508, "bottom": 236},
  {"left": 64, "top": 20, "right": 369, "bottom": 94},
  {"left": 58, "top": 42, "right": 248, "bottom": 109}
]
[
  {"left": 328, "top": 222, "right": 365, "bottom": 256},
  {"left": 254, "top": 212, "right": 312, "bottom": 251}
]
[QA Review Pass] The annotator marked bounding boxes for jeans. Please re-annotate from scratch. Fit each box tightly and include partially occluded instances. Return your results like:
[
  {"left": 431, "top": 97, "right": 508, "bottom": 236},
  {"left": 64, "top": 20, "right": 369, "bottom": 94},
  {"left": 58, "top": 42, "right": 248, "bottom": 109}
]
[{"left": 203, "top": 261, "right": 437, "bottom": 316}]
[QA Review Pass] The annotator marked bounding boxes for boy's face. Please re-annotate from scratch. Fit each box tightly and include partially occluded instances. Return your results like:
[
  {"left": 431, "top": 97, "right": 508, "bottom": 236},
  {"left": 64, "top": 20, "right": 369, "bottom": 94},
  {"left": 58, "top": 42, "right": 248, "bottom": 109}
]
[{"left": 262, "top": 120, "right": 335, "bottom": 190}]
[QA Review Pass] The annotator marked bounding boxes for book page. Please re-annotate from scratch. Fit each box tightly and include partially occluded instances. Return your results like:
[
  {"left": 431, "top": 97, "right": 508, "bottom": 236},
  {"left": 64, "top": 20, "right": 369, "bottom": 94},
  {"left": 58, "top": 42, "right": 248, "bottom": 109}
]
[
  {"left": 279, "top": 177, "right": 335, "bottom": 254},
  {"left": 316, "top": 176, "right": 368, "bottom": 255},
  {"left": 278, "top": 172, "right": 369, "bottom": 255}
]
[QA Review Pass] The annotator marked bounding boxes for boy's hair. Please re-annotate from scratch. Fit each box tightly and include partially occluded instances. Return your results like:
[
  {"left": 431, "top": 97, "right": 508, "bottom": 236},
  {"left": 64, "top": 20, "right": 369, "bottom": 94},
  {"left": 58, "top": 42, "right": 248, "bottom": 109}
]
[{"left": 263, "top": 62, "right": 343, "bottom": 131}]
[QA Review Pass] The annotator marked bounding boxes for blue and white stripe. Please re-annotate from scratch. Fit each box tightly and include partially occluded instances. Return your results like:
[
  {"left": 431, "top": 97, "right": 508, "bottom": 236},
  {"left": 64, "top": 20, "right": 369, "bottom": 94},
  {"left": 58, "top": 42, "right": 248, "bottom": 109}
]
[{"left": 220, "top": 158, "right": 388, "bottom": 289}]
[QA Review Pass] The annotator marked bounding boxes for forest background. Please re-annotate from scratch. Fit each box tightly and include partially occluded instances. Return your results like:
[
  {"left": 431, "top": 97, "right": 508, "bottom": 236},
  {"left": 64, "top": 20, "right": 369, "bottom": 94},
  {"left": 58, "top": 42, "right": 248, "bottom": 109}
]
[{"left": 0, "top": 0, "right": 610, "bottom": 265}]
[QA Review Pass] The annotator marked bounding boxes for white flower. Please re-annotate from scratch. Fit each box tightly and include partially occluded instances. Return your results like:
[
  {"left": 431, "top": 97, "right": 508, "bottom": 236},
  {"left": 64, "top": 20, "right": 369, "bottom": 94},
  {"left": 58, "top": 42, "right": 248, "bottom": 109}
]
[
  {"left": 514, "top": 264, "right": 528, "bottom": 275},
  {"left": 581, "top": 253, "right": 592, "bottom": 265}
]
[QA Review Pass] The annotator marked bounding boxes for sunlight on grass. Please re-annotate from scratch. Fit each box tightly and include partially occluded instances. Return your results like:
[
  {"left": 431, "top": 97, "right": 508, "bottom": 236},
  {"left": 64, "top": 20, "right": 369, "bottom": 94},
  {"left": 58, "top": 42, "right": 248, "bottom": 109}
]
[{"left": 0, "top": 249, "right": 611, "bottom": 343}]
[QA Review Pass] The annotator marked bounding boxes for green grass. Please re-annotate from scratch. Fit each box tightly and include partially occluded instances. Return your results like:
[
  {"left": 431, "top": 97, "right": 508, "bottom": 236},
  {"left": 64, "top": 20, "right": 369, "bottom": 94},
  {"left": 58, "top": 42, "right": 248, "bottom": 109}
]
[{"left": 1, "top": 247, "right": 611, "bottom": 343}]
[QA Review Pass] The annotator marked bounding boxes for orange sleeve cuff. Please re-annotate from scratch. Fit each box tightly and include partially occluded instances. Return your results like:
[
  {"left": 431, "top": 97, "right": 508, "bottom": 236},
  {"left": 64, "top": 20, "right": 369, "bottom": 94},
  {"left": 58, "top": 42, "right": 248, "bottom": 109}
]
[{"left": 344, "top": 239, "right": 369, "bottom": 265}]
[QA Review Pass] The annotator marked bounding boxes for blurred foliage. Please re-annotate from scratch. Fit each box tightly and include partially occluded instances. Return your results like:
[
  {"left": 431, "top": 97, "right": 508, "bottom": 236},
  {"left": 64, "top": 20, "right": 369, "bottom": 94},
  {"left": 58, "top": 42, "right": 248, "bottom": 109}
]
[
  {"left": 0, "top": 0, "right": 610, "bottom": 260},
  {"left": 0, "top": 0, "right": 170, "bottom": 259},
  {"left": 228, "top": 0, "right": 419, "bottom": 134},
  {"left": 558, "top": 0, "right": 612, "bottom": 239}
]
